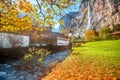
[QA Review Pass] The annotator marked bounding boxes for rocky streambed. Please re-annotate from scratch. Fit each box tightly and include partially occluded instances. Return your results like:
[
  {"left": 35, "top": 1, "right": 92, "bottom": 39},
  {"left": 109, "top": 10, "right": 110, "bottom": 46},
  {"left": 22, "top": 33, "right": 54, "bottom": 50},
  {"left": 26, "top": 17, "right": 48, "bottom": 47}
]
[{"left": 0, "top": 50, "right": 71, "bottom": 80}]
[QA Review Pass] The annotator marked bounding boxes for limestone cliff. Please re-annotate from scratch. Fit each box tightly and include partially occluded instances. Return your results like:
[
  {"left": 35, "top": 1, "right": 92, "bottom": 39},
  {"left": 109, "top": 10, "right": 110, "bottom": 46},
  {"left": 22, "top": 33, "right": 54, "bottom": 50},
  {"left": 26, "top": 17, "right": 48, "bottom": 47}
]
[{"left": 70, "top": 0, "right": 120, "bottom": 37}]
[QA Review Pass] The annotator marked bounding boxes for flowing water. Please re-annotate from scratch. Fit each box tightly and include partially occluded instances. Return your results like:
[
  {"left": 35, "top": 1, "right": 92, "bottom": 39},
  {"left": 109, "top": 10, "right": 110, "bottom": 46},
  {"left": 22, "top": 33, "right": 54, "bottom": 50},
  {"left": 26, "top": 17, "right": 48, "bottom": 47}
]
[
  {"left": 0, "top": 50, "right": 71, "bottom": 80},
  {"left": 87, "top": 0, "right": 91, "bottom": 30}
]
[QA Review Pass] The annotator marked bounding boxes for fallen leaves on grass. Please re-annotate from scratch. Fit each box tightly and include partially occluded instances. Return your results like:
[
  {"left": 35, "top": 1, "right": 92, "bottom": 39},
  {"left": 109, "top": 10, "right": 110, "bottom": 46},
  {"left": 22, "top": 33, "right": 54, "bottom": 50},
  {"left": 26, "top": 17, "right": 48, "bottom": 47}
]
[{"left": 41, "top": 53, "right": 120, "bottom": 80}]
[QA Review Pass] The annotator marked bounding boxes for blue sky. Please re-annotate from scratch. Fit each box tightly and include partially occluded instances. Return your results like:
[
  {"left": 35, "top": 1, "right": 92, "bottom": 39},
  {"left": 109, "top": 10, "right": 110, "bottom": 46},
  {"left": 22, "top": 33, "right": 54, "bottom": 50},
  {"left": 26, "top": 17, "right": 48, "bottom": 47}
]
[
  {"left": 28, "top": 0, "right": 80, "bottom": 32},
  {"left": 52, "top": 3, "right": 80, "bottom": 32}
]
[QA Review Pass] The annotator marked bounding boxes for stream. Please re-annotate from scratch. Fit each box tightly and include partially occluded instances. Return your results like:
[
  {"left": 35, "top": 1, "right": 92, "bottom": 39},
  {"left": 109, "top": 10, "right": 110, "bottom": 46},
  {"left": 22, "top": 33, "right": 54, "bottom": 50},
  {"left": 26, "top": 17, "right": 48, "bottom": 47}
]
[{"left": 0, "top": 50, "right": 71, "bottom": 80}]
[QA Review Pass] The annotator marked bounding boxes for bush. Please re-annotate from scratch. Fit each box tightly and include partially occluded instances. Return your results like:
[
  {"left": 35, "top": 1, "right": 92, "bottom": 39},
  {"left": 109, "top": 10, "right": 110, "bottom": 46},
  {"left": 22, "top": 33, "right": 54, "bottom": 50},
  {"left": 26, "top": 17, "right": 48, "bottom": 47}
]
[
  {"left": 70, "top": 36, "right": 77, "bottom": 42},
  {"left": 113, "top": 24, "right": 120, "bottom": 32},
  {"left": 84, "top": 30, "right": 95, "bottom": 42},
  {"left": 98, "top": 26, "right": 111, "bottom": 40},
  {"left": 72, "top": 43, "right": 82, "bottom": 47},
  {"left": 23, "top": 47, "right": 50, "bottom": 63},
  {"left": 15, "top": 47, "right": 51, "bottom": 73},
  {"left": 111, "top": 35, "right": 120, "bottom": 40}
]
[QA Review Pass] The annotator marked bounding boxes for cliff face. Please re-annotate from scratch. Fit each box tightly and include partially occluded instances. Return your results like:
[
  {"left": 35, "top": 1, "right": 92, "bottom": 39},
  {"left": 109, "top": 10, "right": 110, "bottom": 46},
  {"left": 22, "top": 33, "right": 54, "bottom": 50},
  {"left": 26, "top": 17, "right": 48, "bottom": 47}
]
[{"left": 70, "top": 0, "right": 120, "bottom": 37}]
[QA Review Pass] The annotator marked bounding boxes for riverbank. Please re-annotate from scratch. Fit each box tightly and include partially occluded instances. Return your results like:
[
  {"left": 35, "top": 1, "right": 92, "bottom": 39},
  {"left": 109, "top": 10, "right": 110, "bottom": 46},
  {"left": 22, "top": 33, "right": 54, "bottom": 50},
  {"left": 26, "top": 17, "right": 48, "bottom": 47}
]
[
  {"left": 0, "top": 45, "right": 71, "bottom": 63},
  {"left": 0, "top": 50, "right": 71, "bottom": 80},
  {"left": 42, "top": 40, "right": 120, "bottom": 80}
]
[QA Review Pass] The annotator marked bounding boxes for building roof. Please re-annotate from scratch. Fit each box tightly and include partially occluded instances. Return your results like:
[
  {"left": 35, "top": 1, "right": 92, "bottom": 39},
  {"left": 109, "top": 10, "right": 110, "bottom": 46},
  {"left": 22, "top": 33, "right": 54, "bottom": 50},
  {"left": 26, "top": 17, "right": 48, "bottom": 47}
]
[{"left": 111, "top": 31, "right": 120, "bottom": 35}]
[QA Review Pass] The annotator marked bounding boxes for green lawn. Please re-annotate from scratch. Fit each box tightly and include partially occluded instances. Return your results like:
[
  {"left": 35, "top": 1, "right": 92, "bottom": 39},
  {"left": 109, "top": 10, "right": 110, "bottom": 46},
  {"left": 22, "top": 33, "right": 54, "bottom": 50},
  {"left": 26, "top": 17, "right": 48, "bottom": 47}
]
[{"left": 72, "top": 39, "right": 120, "bottom": 67}]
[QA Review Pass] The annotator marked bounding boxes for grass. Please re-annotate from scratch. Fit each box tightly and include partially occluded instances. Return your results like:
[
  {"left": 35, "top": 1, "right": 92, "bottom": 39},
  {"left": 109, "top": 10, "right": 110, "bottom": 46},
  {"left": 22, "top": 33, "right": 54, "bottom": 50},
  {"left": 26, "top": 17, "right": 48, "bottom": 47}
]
[
  {"left": 42, "top": 40, "right": 120, "bottom": 80},
  {"left": 73, "top": 40, "right": 120, "bottom": 67}
]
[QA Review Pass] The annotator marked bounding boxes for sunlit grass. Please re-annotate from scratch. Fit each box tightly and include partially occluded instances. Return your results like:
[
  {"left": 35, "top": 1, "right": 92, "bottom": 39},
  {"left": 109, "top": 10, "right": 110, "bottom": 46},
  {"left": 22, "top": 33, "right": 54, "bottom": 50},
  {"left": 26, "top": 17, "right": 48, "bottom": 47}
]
[{"left": 72, "top": 39, "right": 120, "bottom": 67}]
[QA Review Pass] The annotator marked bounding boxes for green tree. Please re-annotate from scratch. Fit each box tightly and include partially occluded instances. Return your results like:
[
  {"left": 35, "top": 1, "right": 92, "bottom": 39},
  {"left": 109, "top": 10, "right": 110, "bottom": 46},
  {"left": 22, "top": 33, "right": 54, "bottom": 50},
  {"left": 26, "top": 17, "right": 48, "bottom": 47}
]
[{"left": 98, "top": 26, "right": 111, "bottom": 40}]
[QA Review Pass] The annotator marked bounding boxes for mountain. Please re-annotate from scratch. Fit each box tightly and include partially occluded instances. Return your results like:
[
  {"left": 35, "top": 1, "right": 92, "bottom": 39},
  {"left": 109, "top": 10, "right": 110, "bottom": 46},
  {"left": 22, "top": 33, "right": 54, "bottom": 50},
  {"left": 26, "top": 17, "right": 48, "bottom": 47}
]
[{"left": 69, "top": 0, "right": 120, "bottom": 37}]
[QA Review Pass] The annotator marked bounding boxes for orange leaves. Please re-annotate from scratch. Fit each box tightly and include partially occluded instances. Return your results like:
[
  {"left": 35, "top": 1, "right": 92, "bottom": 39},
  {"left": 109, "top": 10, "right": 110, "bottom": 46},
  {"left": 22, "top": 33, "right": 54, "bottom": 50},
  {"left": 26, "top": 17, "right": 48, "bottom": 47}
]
[
  {"left": 11, "top": 9, "right": 18, "bottom": 15},
  {"left": 84, "top": 30, "right": 95, "bottom": 41},
  {"left": 44, "top": 0, "right": 51, "bottom": 5},
  {"left": 112, "top": 77, "right": 117, "bottom": 80},
  {"left": 25, "top": 2, "right": 33, "bottom": 12},
  {"left": 41, "top": 52, "right": 120, "bottom": 80},
  {"left": 42, "top": 60, "right": 81, "bottom": 80},
  {"left": 18, "top": 1, "right": 33, "bottom": 13},
  {"left": 0, "top": 25, "right": 20, "bottom": 32},
  {"left": 19, "top": 1, "right": 23, "bottom": 10},
  {"left": 0, "top": 3, "right": 5, "bottom": 8},
  {"left": 0, "top": 11, "right": 33, "bottom": 33}
]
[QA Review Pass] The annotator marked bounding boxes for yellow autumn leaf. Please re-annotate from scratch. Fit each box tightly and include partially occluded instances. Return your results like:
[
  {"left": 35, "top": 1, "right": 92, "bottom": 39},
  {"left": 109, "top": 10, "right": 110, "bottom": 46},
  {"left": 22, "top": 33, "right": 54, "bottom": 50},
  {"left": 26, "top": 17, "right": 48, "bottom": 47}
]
[
  {"left": 46, "top": 8, "right": 52, "bottom": 13},
  {"left": 35, "top": 28, "right": 39, "bottom": 31},
  {"left": 64, "top": 0, "right": 69, "bottom": 3},
  {"left": 50, "top": 21, "right": 55, "bottom": 25},
  {"left": 59, "top": 20, "right": 64, "bottom": 25},
  {"left": 0, "top": 7, "right": 2, "bottom": 11},
  {"left": 36, "top": 35, "right": 39, "bottom": 38},
  {"left": 3, "top": 10, "right": 8, "bottom": 13},
  {"left": 38, "top": 58, "right": 43, "bottom": 63}
]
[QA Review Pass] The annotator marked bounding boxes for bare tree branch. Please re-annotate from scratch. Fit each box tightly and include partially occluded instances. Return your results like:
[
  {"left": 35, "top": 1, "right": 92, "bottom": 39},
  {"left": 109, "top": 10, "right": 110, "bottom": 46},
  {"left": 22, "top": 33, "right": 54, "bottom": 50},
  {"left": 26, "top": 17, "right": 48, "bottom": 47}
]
[{"left": 35, "top": 0, "right": 45, "bottom": 27}]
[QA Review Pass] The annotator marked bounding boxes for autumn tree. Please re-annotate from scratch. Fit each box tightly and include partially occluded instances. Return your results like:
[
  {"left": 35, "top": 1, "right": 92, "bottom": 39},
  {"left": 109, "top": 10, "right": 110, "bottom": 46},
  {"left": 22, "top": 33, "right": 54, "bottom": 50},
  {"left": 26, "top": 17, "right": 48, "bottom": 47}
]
[
  {"left": 0, "top": 0, "right": 34, "bottom": 33},
  {"left": 84, "top": 30, "right": 95, "bottom": 41},
  {"left": 0, "top": 0, "right": 81, "bottom": 34}
]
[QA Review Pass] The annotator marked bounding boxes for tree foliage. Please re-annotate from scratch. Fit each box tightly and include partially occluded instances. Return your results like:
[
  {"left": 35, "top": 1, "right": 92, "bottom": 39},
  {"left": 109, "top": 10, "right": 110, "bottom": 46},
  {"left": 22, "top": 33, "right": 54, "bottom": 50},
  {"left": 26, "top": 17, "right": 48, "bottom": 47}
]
[
  {"left": 14, "top": 47, "right": 51, "bottom": 74},
  {"left": 0, "top": 0, "right": 81, "bottom": 34},
  {"left": 84, "top": 30, "right": 95, "bottom": 41},
  {"left": 0, "top": 0, "right": 34, "bottom": 33},
  {"left": 98, "top": 26, "right": 111, "bottom": 40}
]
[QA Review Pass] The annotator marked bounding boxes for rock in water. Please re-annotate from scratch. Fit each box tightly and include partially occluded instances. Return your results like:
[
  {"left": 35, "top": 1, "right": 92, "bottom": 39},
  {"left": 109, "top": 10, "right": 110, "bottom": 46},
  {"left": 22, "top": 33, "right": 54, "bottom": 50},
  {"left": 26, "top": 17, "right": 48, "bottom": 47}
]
[{"left": 0, "top": 72, "right": 7, "bottom": 76}]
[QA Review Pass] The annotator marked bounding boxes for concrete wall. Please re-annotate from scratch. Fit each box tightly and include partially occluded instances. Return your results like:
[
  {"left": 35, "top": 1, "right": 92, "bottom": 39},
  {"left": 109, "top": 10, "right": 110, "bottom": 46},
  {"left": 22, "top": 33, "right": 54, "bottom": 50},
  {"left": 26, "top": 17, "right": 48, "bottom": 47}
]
[{"left": 0, "top": 33, "right": 29, "bottom": 48}]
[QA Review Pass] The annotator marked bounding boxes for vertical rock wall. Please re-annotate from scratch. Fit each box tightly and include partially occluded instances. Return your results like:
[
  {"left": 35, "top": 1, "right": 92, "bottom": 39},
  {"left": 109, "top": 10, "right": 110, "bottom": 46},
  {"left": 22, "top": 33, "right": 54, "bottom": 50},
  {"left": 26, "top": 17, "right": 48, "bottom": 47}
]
[{"left": 70, "top": 0, "right": 120, "bottom": 37}]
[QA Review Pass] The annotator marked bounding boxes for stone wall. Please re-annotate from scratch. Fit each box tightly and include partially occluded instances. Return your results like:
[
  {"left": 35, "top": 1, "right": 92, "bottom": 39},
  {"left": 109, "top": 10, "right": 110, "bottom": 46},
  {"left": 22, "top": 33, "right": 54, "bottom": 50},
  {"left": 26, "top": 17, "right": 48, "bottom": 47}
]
[{"left": 0, "top": 33, "right": 29, "bottom": 48}]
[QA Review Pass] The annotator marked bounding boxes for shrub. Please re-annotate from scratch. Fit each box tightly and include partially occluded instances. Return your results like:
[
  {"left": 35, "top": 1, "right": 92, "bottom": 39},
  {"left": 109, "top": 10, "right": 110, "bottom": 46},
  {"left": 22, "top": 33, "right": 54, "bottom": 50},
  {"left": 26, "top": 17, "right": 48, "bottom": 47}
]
[
  {"left": 72, "top": 42, "right": 85, "bottom": 47},
  {"left": 22, "top": 47, "right": 51, "bottom": 63},
  {"left": 111, "top": 35, "right": 120, "bottom": 40},
  {"left": 84, "top": 30, "right": 95, "bottom": 42},
  {"left": 70, "top": 36, "right": 77, "bottom": 42},
  {"left": 98, "top": 26, "right": 111, "bottom": 40},
  {"left": 15, "top": 47, "right": 51, "bottom": 73},
  {"left": 113, "top": 24, "right": 120, "bottom": 32}
]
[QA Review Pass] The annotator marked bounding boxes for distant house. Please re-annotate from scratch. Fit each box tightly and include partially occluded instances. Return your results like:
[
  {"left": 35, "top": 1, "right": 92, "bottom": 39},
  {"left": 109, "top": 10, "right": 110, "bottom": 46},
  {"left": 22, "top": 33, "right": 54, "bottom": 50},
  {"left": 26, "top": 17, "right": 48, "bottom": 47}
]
[
  {"left": 111, "top": 31, "right": 120, "bottom": 39},
  {"left": 111, "top": 31, "right": 120, "bottom": 35}
]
